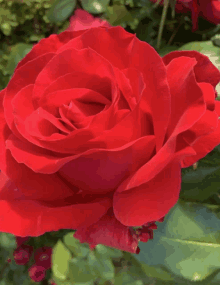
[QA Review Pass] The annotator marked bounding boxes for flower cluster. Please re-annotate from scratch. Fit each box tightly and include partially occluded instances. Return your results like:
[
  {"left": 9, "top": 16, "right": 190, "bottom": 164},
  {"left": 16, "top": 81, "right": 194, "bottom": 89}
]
[{"left": 13, "top": 237, "right": 52, "bottom": 282}]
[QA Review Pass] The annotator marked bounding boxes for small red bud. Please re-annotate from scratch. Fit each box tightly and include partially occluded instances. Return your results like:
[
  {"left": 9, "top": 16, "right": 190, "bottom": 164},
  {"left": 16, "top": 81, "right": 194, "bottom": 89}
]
[
  {"left": 28, "top": 264, "right": 46, "bottom": 282},
  {"left": 34, "top": 246, "right": 52, "bottom": 270},
  {"left": 13, "top": 245, "right": 33, "bottom": 265}
]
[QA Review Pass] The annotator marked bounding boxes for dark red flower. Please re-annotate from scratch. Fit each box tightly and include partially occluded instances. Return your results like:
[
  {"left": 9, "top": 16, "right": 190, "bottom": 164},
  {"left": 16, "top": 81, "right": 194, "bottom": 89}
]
[
  {"left": 28, "top": 264, "right": 46, "bottom": 282},
  {"left": 150, "top": 0, "right": 220, "bottom": 31},
  {"left": 0, "top": 26, "right": 219, "bottom": 254},
  {"left": 34, "top": 246, "right": 52, "bottom": 270},
  {"left": 13, "top": 244, "right": 33, "bottom": 265}
]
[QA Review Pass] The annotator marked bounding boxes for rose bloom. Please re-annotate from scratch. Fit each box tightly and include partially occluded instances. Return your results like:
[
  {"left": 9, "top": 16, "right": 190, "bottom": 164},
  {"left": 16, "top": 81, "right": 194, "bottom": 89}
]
[
  {"left": 0, "top": 25, "right": 220, "bottom": 254},
  {"left": 150, "top": 0, "right": 220, "bottom": 31}
]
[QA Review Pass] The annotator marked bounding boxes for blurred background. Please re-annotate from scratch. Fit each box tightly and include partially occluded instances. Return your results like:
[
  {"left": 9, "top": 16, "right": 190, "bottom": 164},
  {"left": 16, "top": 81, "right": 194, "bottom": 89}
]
[{"left": 1, "top": 0, "right": 220, "bottom": 91}]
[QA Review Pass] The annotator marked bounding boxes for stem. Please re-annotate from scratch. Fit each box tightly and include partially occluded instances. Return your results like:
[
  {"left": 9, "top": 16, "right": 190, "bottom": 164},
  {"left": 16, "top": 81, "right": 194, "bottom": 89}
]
[
  {"left": 167, "top": 14, "right": 184, "bottom": 45},
  {"left": 156, "top": 0, "right": 170, "bottom": 50}
]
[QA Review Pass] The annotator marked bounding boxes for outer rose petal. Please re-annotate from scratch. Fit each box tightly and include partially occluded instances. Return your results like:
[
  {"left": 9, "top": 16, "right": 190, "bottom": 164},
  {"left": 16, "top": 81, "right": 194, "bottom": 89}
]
[
  {"left": 0, "top": 188, "right": 112, "bottom": 236},
  {"left": 113, "top": 161, "right": 181, "bottom": 226},
  {"left": 165, "top": 56, "right": 205, "bottom": 138},
  {"left": 163, "top": 51, "right": 220, "bottom": 89},
  {"left": 67, "top": 9, "right": 111, "bottom": 32},
  {"left": 73, "top": 208, "right": 140, "bottom": 254},
  {"left": 181, "top": 100, "right": 220, "bottom": 167},
  {"left": 14, "top": 30, "right": 86, "bottom": 72}
]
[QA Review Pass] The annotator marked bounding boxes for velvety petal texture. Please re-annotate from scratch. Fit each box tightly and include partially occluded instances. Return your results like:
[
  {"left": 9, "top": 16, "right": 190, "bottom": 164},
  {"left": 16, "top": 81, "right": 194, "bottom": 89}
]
[{"left": 0, "top": 25, "right": 220, "bottom": 254}]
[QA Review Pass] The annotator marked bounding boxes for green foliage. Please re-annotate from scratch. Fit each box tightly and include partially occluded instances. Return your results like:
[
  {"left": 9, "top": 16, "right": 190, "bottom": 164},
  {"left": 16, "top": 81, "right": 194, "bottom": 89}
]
[
  {"left": 114, "top": 271, "right": 144, "bottom": 285},
  {"left": 87, "top": 250, "right": 114, "bottom": 280},
  {"left": 46, "top": 0, "right": 77, "bottom": 23},
  {"left": 0, "top": 233, "right": 16, "bottom": 249},
  {"left": 79, "top": 0, "right": 110, "bottom": 14},
  {"left": 4, "top": 43, "right": 32, "bottom": 76},
  {"left": 52, "top": 232, "right": 153, "bottom": 285},
  {"left": 0, "top": 0, "right": 54, "bottom": 36},
  {"left": 105, "top": 4, "right": 133, "bottom": 27},
  {"left": 52, "top": 240, "right": 72, "bottom": 280},
  {"left": 134, "top": 201, "right": 220, "bottom": 282}
]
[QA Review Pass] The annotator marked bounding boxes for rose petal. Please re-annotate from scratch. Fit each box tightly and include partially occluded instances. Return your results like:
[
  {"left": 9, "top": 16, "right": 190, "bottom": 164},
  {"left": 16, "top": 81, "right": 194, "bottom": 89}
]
[
  {"left": 14, "top": 30, "right": 86, "bottom": 72},
  {"left": 4, "top": 53, "right": 55, "bottom": 134},
  {"left": 41, "top": 71, "right": 113, "bottom": 104},
  {"left": 199, "top": 82, "right": 216, "bottom": 111},
  {"left": 181, "top": 100, "right": 220, "bottom": 168},
  {"left": 33, "top": 47, "right": 116, "bottom": 107},
  {"left": 40, "top": 88, "right": 110, "bottom": 116},
  {"left": 122, "top": 67, "right": 146, "bottom": 103},
  {"left": 163, "top": 51, "right": 220, "bottom": 88},
  {"left": 181, "top": 109, "right": 219, "bottom": 145},
  {"left": 113, "top": 160, "right": 181, "bottom": 226},
  {"left": 0, "top": 190, "right": 111, "bottom": 236},
  {"left": 59, "top": 135, "right": 155, "bottom": 193},
  {"left": 74, "top": 208, "right": 139, "bottom": 254},
  {"left": 165, "top": 56, "right": 206, "bottom": 138}
]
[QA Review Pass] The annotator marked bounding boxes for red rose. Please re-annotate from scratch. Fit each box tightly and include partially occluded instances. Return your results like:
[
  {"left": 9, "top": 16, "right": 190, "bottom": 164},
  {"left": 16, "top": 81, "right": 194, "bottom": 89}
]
[
  {"left": 150, "top": 0, "right": 220, "bottom": 31},
  {"left": 67, "top": 8, "right": 111, "bottom": 32},
  {"left": 0, "top": 26, "right": 220, "bottom": 253}
]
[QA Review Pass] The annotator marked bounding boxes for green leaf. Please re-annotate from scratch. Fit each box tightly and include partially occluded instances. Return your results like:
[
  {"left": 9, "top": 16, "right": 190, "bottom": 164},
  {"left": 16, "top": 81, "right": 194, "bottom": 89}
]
[
  {"left": 46, "top": 0, "right": 76, "bottom": 23},
  {"left": 95, "top": 244, "right": 123, "bottom": 259},
  {"left": 106, "top": 4, "right": 133, "bottom": 26},
  {"left": 114, "top": 271, "right": 144, "bottom": 285},
  {"left": 133, "top": 201, "right": 220, "bottom": 281},
  {"left": 87, "top": 250, "right": 115, "bottom": 280},
  {"left": 123, "top": 252, "right": 153, "bottom": 281},
  {"left": 5, "top": 43, "right": 32, "bottom": 76},
  {"left": 80, "top": 0, "right": 110, "bottom": 14},
  {"left": 159, "top": 45, "right": 179, "bottom": 57},
  {"left": 67, "top": 257, "right": 96, "bottom": 283},
  {"left": 180, "top": 166, "right": 220, "bottom": 202},
  {"left": 0, "top": 233, "right": 16, "bottom": 249},
  {"left": 140, "top": 264, "right": 175, "bottom": 281},
  {"left": 63, "top": 232, "right": 90, "bottom": 258},
  {"left": 52, "top": 240, "right": 72, "bottom": 281}
]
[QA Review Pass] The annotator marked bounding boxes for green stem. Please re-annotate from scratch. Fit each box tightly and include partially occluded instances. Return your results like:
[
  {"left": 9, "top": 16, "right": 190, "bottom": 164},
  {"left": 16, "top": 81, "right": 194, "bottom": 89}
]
[
  {"left": 167, "top": 14, "right": 184, "bottom": 46},
  {"left": 156, "top": 0, "right": 170, "bottom": 50}
]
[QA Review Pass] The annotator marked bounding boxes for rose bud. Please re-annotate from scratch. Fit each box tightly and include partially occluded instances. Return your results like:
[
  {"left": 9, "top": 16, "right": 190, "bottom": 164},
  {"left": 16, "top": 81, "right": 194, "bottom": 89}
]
[
  {"left": 28, "top": 264, "right": 46, "bottom": 282},
  {"left": 34, "top": 246, "right": 52, "bottom": 270},
  {"left": 13, "top": 244, "right": 33, "bottom": 265}
]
